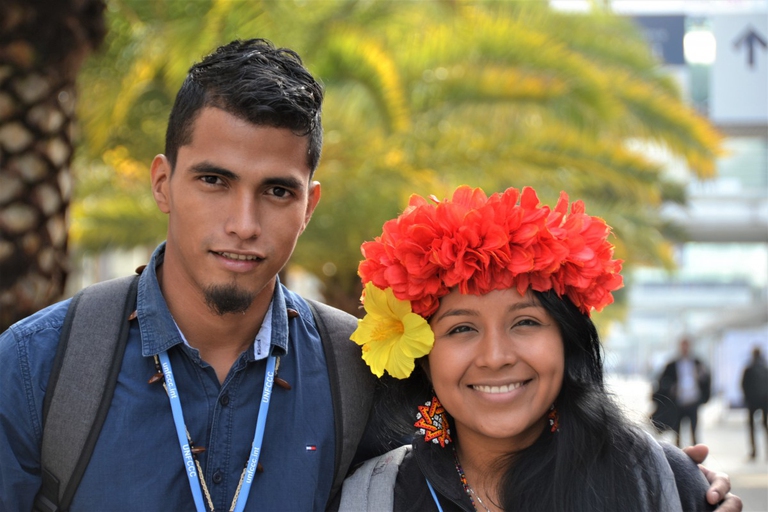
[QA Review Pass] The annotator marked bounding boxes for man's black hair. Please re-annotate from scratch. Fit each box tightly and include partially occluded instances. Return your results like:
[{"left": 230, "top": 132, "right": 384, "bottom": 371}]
[{"left": 165, "top": 38, "right": 324, "bottom": 174}]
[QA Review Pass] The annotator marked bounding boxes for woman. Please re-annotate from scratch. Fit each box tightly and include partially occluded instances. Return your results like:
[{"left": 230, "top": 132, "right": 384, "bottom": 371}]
[{"left": 337, "top": 185, "right": 724, "bottom": 511}]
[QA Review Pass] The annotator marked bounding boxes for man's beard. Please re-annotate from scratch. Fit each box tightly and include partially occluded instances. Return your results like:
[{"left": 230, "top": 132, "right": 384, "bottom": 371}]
[{"left": 203, "top": 284, "right": 255, "bottom": 316}]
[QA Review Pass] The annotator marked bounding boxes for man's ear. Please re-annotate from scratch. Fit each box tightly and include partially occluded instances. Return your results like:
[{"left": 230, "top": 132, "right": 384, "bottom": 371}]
[
  {"left": 150, "top": 154, "right": 172, "bottom": 214},
  {"left": 301, "top": 180, "right": 321, "bottom": 233}
]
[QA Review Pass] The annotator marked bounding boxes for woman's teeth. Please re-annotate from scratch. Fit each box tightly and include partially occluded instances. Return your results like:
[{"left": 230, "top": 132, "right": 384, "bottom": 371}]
[{"left": 473, "top": 382, "right": 524, "bottom": 394}]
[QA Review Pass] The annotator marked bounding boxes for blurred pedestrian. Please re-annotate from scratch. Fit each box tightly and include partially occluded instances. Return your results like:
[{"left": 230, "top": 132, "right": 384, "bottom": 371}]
[
  {"left": 741, "top": 346, "right": 768, "bottom": 460},
  {"left": 657, "top": 338, "right": 711, "bottom": 447}
]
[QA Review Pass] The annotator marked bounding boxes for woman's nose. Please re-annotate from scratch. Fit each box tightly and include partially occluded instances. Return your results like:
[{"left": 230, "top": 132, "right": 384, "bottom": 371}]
[{"left": 475, "top": 330, "right": 517, "bottom": 369}]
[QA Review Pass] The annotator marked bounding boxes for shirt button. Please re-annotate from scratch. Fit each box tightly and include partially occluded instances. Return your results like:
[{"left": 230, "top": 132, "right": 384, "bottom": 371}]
[
  {"left": 219, "top": 394, "right": 230, "bottom": 406},
  {"left": 212, "top": 470, "right": 223, "bottom": 484}
]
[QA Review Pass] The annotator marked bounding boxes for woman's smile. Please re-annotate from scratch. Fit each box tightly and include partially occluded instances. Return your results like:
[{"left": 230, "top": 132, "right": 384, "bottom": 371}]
[{"left": 471, "top": 380, "right": 529, "bottom": 394}]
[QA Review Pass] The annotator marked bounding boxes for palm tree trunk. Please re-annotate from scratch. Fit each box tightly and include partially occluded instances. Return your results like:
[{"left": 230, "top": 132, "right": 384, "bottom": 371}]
[{"left": 0, "top": 0, "right": 105, "bottom": 331}]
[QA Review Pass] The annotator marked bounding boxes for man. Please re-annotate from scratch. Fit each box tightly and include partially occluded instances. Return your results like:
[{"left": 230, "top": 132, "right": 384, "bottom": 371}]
[
  {"left": 0, "top": 39, "right": 742, "bottom": 511},
  {"left": 742, "top": 346, "right": 768, "bottom": 460},
  {"left": 1, "top": 39, "right": 332, "bottom": 512},
  {"left": 659, "top": 338, "right": 712, "bottom": 447}
]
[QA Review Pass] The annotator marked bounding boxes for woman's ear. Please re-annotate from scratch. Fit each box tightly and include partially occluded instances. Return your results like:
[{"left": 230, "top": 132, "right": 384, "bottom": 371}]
[{"left": 419, "top": 357, "right": 432, "bottom": 383}]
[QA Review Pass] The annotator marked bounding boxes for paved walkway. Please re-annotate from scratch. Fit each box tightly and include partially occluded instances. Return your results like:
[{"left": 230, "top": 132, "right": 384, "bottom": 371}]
[
  {"left": 607, "top": 375, "right": 768, "bottom": 512},
  {"left": 692, "top": 406, "right": 768, "bottom": 512}
]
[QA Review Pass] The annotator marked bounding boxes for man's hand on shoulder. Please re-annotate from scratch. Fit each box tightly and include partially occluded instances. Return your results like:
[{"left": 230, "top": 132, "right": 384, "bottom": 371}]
[{"left": 683, "top": 444, "right": 743, "bottom": 511}]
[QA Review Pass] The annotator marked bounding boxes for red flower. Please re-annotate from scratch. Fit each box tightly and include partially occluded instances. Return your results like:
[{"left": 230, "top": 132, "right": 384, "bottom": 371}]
[{"left": 358, "top": 185, "right": 623, "bottom": 318}]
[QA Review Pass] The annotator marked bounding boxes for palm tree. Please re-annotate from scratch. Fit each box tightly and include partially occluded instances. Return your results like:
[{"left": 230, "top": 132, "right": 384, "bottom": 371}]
[
  {"left": 66, "top": 0, "right": 722, "bottom": 317},
  {"left": 0, "top": 0, "right": 106, "bottom": 331},
  {"left": 291, "top": 1, "right": 722, "bottom": 314}
]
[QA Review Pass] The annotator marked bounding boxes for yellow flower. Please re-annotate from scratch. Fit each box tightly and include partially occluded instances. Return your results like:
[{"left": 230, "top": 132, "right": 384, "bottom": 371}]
[{"left": 351, "top": 283, "right": 435, "bottom": 379}]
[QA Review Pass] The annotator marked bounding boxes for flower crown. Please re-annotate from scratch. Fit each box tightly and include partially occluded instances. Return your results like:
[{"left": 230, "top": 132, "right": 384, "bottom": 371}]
[{"left": 350, "top": 185, "right": 623, "bottom": 379}]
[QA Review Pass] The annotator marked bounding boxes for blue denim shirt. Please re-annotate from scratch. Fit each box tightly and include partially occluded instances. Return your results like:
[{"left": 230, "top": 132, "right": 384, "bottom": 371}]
[{"left": 0, "top": 244, "right": 335, "bottom": 511}]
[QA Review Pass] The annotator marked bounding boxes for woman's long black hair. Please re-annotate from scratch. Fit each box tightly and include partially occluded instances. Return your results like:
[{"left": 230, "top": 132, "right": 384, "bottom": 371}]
[
  {"left": 496, "top": 290, "right": 663, "bottom": 511},
  {"left": 371, "top": 289, "right": 664, "bottom": 512}
]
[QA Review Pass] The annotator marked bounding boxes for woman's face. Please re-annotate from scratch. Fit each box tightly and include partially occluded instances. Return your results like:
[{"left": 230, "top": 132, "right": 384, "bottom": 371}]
[{"left": 427, "top": 288, "right": 564, "bottom": 451}]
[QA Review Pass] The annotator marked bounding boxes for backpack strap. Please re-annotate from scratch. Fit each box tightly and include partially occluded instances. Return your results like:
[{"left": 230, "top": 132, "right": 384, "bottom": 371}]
[
  {"left": 337, "top": 445, "right": 411, "bottom": 511},
  {"left": 306, "top": 299, "right": 377, "bottom": 503},
  {"left": 35, "top": 275, "right": 139, "bottom": 512}
]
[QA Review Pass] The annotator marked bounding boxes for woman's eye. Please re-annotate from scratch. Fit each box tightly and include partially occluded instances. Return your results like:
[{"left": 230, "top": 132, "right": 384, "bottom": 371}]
[
  {"left": 515, "top": 318, "right": 541, "bottom": 328},
  {"left": 447, "top": 325, "right": 473, "bottom": 335}
]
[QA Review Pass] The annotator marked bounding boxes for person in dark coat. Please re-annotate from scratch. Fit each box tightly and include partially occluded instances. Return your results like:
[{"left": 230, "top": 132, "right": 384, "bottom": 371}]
[
  {"left": 741, "top": 346, "right": 768, "bottom": 460},
  {"left": 655, "top": 339, "right": 711, "bottom": 447}
]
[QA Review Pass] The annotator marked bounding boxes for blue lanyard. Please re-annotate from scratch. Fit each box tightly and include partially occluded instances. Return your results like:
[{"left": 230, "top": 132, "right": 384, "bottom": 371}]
[
  {"left": 426, "top": 479, "right": 444, "bottom": 512},
  {"left": 159, "top": 350, "right": 276, "bottom": 512},
  {"left": 233, "top": 354, "right": 276, "bottom": 512}
]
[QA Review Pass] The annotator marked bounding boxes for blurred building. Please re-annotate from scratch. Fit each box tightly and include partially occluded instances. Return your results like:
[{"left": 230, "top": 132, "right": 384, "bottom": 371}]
[{"left": 570, "top": 0, "right": 768, "bottom": 408}]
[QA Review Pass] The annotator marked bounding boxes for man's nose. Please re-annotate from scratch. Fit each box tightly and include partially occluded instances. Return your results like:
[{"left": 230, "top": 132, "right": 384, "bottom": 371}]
[{"left": 226, "top": 195, "right": 261, "bottom": 240}]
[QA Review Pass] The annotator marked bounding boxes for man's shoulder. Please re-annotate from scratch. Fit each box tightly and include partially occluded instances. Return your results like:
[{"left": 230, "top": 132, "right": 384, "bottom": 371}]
[
  {"left": 0, "top": 298, "right": 72, "bottom": 381},
  {"left": 662, "top": 360, "right": 677, "bottom": 374},
  {"left": 2, "top": 297, "right": 72, "bottom": 342},
  {"left": 2, "top": 273, "right": 141, "bottom": 354},
  {"left": 281, "top": 287, "right": 357, "bottom": 326},
  {"left": 746, "top": 362, "right": 768, "bottom": 380}
]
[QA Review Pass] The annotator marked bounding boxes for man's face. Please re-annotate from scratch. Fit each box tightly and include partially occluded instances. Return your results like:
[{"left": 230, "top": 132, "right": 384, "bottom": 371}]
[{"left": 151, "top": 107, "right": 320, "bottom": 315}]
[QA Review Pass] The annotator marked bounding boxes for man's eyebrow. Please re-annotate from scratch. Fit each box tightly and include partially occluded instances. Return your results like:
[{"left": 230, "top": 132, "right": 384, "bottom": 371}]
[
  {"left": 189, "top": 162, "right": 238, "bottom": 180},
  {"left": 262, "top": 176, "right": 305, "bottom": 191},
  {"left": 187, "top": 164, "right": 305, "bottom": 191}
]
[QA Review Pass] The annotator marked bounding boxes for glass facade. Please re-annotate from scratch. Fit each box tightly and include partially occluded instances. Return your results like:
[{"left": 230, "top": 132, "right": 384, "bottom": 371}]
[{"left": 602, "top": 4, "right": 768, "bottom": 416}]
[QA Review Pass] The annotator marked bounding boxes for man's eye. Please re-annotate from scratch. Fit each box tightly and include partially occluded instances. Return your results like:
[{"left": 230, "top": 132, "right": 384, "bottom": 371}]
[
  {"left": 201, "top": 176, "right": 221, "bottom": 185},
  {"left": 271, "top": 187, "right": 291, "bottom": 198}
]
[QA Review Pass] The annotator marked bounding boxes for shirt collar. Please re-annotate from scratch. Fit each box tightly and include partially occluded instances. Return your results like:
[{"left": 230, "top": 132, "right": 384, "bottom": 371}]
[
  {"left": 138, "top": 242, "right": 289, "bottom": 358},
  {"left": 170, "top": 300, "right": 275, "bottom": 361}
]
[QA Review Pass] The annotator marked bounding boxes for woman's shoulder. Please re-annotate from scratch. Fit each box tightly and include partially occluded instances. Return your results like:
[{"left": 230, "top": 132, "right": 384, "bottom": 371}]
[
  {"left": 334, "top": 445, "right": 413, "bottom": 512},
  {"left": 333, "top": 443, "right": 465, "bottom": 512},
  {"left": 638, "top": 433, "right": 714, "bottom": 512},
  {"left": 658, "top": 440, "right": 716, "bottom": 512}
]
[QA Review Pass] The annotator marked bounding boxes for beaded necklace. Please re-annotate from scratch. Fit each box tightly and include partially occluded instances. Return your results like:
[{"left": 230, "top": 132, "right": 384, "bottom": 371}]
[{"left": 452, "top": 448, "right": 493, "bottom": 512}]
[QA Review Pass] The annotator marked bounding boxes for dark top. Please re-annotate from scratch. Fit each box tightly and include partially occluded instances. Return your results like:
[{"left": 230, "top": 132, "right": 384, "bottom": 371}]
[
  {"left": 742, "top": 357, "right": 768, "bottom": 409},
  {"left": 334, "top": 434, "right": 715, "bottom": 512},
  {"left": 659, "top": 357, "right": 712, "bottom": 407}
]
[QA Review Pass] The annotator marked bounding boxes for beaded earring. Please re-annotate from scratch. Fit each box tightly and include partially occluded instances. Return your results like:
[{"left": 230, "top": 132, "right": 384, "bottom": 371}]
[
  {"left": 548, "top": 404, "right": 560, "bottom": 433},
  {"left": 414, "top": 394, "right": 452, "bottom": 447}
]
